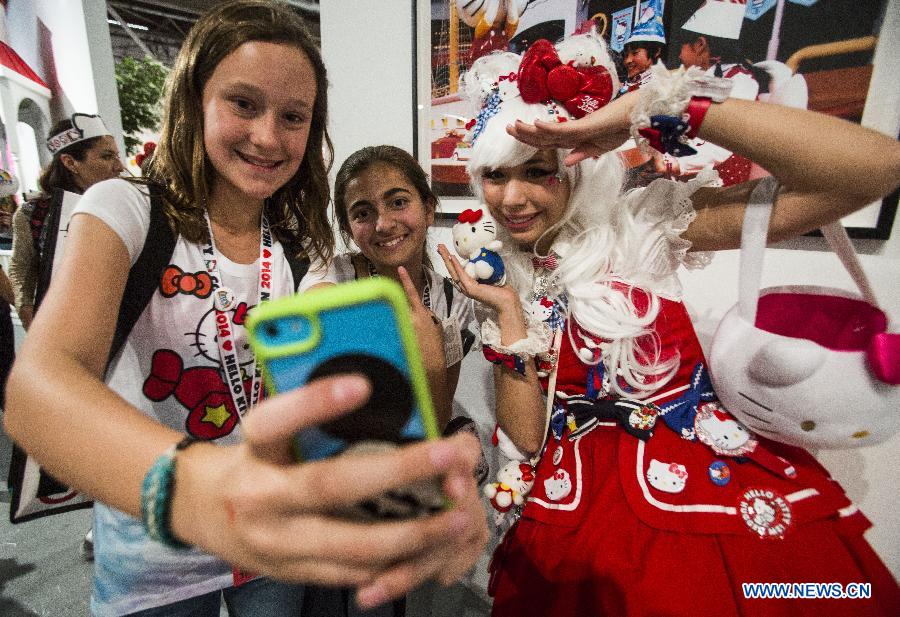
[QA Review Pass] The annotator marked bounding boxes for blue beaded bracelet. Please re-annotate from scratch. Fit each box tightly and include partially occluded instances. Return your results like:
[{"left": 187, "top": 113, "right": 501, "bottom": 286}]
[{"left": 141, "top": 436, "right": 198, "bottom": 549}]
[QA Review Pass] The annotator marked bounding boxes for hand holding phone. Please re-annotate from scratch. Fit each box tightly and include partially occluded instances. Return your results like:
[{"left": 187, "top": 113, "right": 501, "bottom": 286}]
[{"left": 247, "top": 277, "right": 444, "bottom": 519}]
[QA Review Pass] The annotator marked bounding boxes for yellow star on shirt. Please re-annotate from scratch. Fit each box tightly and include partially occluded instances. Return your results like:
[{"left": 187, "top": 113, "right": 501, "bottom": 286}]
[{"left": 202, "top": 404, "right": 231, "bottom": 428}]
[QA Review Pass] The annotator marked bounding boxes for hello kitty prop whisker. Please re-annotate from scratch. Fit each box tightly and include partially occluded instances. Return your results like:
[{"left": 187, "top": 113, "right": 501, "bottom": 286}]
[
  {"left": 709, "top": 177, "right": 900, "bottom": 449},
  {"left": 452, "top": 208, "right": 507, "bottom": 286}
]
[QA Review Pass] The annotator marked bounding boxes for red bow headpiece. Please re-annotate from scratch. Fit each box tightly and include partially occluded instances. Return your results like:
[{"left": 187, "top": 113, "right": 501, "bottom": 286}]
[
  {"left": 457, "top": 208, "right": 484, "bottom": 224},
  {"left": 518, "top": 39, "right": 614, "bottom": 119}
]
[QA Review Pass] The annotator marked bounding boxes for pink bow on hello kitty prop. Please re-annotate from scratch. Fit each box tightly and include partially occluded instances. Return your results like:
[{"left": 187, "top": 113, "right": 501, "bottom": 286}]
[{"left": 709, "top": 177, "right": 900, "bottom": 450}]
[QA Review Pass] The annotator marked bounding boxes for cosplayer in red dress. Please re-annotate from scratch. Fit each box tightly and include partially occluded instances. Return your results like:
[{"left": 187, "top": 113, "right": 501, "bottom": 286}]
[
  {"left": 440, "top": 28, "right": 900, "bottom": 617},
  {"left": 488, "top": 290, "right": 898, "bottom": 616}
]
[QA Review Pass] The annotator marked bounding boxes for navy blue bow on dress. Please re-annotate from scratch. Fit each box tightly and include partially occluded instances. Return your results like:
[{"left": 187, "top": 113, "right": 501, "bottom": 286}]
[
  {"left": 658, "top": 362, "right": 716, "bottom": 440},
  {"left": 638, "top": 115, "right": 698, "bottom": 157}
]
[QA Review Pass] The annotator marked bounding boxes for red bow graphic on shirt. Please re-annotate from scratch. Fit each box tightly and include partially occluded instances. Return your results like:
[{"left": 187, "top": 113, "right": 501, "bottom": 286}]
[
  {"left": 160, "top": 265, "right": 213, "bottom": 299},
  {"left": 518, "top": 39, "right": 614, "bottom": 119}
]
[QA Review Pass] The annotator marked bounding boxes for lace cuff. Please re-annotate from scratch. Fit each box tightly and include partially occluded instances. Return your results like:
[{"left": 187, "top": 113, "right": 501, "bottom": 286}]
[
  {"left": 480, "top": 314, "right": 552, "bottom": 357},
  {"left": 625, "top": 168, "right": 720, "bottom": 278}
]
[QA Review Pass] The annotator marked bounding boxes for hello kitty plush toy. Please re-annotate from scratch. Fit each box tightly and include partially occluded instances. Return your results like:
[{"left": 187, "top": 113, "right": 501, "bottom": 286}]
[
  {"left": 453, "top": 208, "right": 506, "bottom": 285},
  {"left": 484, "top": 460, "right": 535, "bottom": 525}
]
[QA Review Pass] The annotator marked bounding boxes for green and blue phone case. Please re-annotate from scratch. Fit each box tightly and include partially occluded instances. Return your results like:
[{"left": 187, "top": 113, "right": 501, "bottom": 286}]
[{"left": 247, "top": 277, "right": 439, "bottom": 462}]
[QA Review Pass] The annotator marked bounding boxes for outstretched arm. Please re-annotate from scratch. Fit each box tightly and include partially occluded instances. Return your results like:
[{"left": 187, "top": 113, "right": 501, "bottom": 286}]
[
  {"left": 438, "top": 244, "right": 546, "bottom": 456},
  {"left": 4, "top": 213, "right": 487, "bottom": 606},
  {"left": 508, "top": 91, "right": 900, "bottom": 249}
]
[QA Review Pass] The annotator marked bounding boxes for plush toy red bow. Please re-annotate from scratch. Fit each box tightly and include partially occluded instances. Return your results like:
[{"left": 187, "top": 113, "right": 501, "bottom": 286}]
[
  {"left": 519, "top": 463, "right": 535, "bottom": 483},
  {"left": 518, "top": 39, "right": 614, "bottom": 119},
  {"left": 458, "top": 208, "right": 484, "bottom": 224}
]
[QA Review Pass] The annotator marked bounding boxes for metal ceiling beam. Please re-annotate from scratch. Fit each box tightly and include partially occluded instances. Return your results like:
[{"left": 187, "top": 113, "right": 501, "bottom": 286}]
[
  {"left": 285, "top": 0, "right": 320, "bottom": 13},
  {"left": 108, "top": 4, "right": 157, "bottom": 61},
  {"left": 108, "top": 2, "right": 198, "bottom": 24}
]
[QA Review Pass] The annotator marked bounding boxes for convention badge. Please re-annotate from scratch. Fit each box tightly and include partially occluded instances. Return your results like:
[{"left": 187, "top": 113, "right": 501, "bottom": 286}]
[
  {"left": 707, "top": 460, "right": 731, "bottom": 486},
  {"left": 694, "top": 402, "right": 757, "bottom": 457},
  {"left": 213, "top": 286, "right": 236, "bottom": 312},
  {"left": 543, "top": 468, "right": 572, "bottom": 501},
  {"left": 552, "top": 445, "right": 564, "bottom": 466},
  {"left": 441, "top": 316, "right": 464, "bottom": 367},
  {"left": 738, "top": 487, "right": 792, "bottom": 539}
]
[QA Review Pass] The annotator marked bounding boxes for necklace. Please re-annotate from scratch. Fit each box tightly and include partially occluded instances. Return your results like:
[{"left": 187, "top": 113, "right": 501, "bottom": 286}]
[{"left": 365, "top": 256, "right": 432, "bottom": 310}]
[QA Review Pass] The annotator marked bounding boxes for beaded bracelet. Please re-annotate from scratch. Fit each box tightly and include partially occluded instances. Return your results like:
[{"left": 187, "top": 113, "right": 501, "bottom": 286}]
[{"left": 141, "top": 436, "right": 199, "bottom": 549}]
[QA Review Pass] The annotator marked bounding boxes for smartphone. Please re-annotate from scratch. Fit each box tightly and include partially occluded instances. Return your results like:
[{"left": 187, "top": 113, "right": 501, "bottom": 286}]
[{"left": 247, "top": 277, "right": 443, "bottom": 518}]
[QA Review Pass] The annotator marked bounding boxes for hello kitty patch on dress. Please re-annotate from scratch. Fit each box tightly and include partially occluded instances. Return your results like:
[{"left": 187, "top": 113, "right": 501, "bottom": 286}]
[
  {"left": 543, "top": 468, "right": 573, "bottom": 501},
  {"left": 646, "top": 459, "right": 688, "bottom": 494},
  {"left": 694, "top": 402, "right": 757, "bottom": 457}
]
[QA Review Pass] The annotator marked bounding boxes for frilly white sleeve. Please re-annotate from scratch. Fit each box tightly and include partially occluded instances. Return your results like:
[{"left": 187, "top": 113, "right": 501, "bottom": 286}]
[{"left": 621, "top": 168, "right": 719, "bottom": 278}]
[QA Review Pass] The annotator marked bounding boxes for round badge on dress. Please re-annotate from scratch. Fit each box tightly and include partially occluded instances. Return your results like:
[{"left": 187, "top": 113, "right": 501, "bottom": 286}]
[
  {"left": 737, "top": 487, "right": 792, "bottom": 539},
  {"left": 694, "top": 402, "right": 758, "bottom": 457},
  {"left": 708, "top": 460, "right": 731, "bottom": 486},
  {"left": 213, "top": 286, "right": 236, "bottom": 312},
  {"left": 629, "top": 405, "right": 659, "bottom": 432},
  {"left": 552, "top": 445, "right": 564, "bottom": 466}
]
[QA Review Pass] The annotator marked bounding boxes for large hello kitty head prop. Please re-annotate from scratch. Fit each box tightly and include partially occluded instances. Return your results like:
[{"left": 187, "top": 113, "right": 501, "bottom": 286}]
[{"left": 709, "top": 179, "right": 900, "bottom": 449}]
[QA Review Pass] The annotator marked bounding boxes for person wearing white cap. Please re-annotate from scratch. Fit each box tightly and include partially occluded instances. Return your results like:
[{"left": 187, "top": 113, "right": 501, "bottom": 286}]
[
  {"left": 618, "top": 0, "right": 666, "bottom": 94},
  {"left": 9, "top": 113, "right": 124, "bottom": 330},
  {"left": 671, "top": 0, "right": 808, "bottom": 185}
]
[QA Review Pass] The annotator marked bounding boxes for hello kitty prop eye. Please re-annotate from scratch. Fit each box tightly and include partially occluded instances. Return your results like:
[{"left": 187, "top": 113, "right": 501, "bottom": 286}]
[{"left": 709, "top": 177, "right": 900, "bottom": 449}]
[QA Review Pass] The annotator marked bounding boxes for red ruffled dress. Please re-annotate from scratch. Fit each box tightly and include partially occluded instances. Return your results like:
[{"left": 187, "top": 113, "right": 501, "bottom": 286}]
[
  {"left": 487, "top": 288, "right": 899, "bottom": 617},
  {"left": 486, "top": 175, "right": 898, "bottom": 616}
]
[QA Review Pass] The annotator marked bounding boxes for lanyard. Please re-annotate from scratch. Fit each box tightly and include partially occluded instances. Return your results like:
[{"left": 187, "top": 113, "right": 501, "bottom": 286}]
[{"left": 201, "top": 212, "right": 273, "bottom": 419}]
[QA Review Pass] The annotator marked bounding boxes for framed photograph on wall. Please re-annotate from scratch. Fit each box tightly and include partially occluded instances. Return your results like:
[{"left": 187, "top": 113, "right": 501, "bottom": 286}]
[
  {"left": 417, "top": 0, "right": 615, "bottom": 219},
  {"left": 666, "top": 0, "right": 897, "bottom": 239},
  {"left": 416, "top": 0, "right": 897, "bottom": 234}
]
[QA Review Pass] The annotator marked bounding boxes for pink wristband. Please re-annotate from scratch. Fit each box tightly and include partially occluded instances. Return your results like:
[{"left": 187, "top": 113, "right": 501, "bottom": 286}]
[{"left": 685, "top": 96, "right": 712, "bottom": 139}]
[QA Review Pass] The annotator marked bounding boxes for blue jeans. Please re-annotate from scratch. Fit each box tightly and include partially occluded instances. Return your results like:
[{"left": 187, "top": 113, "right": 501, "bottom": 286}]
[{"left": 126, "top": 578, "right": 306, "bottom": 617}]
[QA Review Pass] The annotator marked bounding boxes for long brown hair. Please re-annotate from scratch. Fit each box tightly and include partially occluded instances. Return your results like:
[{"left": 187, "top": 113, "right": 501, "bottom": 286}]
[
  {"left": 38, "top": 119, "right": 103, "bottom": 194},
  {"left": 146, "top": 0, "right": 334, "bottom": 261}
]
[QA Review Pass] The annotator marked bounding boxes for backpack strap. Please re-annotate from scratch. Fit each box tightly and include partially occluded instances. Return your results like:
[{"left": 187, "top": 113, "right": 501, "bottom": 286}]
[
  {"left": 106, "top": 187, "right": 176, "bottom": 371},
  {"left": 442, "top": 276, "right": 476, "bottom": 356},
  {"left": 32, "top": 189, "right": 65, "bottom": 310},
  {"left": 282, "top": 239, "right": 311, "bottom": 291}
]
